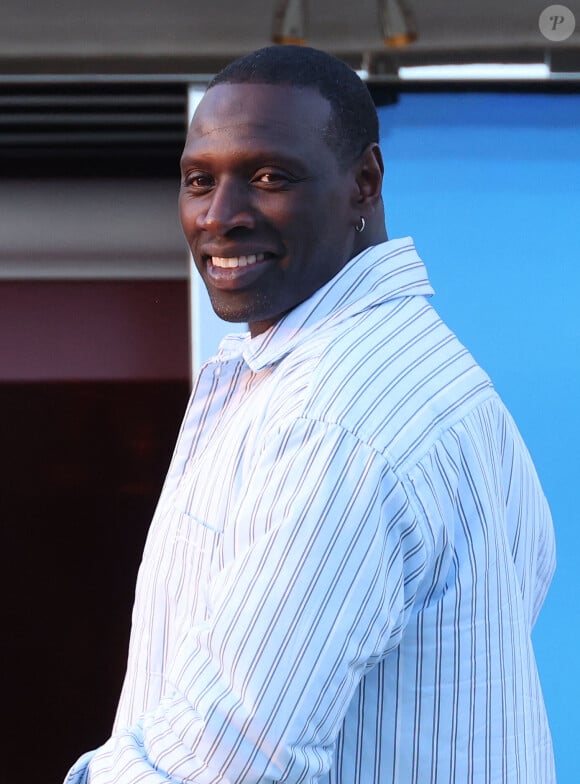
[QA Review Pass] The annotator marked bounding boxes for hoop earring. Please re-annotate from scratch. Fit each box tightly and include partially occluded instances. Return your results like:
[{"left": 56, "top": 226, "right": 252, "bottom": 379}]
[{"left": 355, "top": 216, "right": 366, "bottom": 233}]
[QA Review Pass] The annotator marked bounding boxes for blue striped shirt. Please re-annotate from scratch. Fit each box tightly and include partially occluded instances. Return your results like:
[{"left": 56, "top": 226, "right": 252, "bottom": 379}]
[{"left": 66, "top": 237, "right": 556, "bottom": 783}]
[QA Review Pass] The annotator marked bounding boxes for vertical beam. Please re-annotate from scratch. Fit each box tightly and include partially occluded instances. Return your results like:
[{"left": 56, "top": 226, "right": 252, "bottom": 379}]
[{"left": 186, "top": 85, "right": 245, "bottom": 380}]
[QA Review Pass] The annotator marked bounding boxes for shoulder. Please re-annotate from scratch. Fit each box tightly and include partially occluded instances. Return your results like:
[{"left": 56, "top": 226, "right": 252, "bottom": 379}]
[{"left": 285, "top": 294, "right": 494, "bottom": 468}]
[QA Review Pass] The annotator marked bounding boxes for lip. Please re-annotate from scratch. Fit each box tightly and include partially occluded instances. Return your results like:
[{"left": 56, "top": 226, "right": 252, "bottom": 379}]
[{"left": 202, "top": 251, "right": 277, "bottom": 291}]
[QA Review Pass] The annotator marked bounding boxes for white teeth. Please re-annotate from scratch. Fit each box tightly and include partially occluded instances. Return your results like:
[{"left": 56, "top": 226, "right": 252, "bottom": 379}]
[{"left": 211, "top": 253, "right": 266, "bottom": 269}]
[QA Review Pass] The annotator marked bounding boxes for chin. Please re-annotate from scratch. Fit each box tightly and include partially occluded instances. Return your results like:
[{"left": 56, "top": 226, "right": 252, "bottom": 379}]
[
  {"left": 209, "top": 291, "right": 278, "bottom": 327},
  {"left": 211, "top": 307, "right": 249, "bottom": 324}
]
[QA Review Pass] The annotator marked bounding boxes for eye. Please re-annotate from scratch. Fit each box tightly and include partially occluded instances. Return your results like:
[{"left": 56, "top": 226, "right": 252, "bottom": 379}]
[
  {"left": 252, "top": 169, "right": 295, "bottom": 188},
  {"left": 182, "top": 171, "right": 214, "bottom": 190}
]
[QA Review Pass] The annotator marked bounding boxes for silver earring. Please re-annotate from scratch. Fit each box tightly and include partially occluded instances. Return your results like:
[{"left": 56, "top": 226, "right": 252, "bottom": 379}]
[{"left": 355, "top": 216, "right": 366, "bottom": 233}]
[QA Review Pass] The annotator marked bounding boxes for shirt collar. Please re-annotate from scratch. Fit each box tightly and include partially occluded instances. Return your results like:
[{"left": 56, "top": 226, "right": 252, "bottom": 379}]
[{"left": 217, "top": 237, "right": 434, "bottom": 372}]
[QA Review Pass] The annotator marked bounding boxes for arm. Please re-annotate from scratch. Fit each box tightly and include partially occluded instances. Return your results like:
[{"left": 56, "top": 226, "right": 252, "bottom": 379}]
[{"left": 67, "top": 418, "right": 430, "bottom": 783}]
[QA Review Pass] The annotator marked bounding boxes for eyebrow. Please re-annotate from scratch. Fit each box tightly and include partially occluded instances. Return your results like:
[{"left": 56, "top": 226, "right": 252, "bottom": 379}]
[{"left": 179, "top": 147, "right": 310, "bottom": 173}]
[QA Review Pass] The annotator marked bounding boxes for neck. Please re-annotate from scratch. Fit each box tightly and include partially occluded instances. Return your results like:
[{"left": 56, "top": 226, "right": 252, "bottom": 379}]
[{"left": 355, "top": 220, "right": 388, "bottom": 256}]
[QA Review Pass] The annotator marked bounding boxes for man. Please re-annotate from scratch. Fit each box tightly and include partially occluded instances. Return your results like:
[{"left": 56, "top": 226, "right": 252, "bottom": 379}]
[{"left": 66, "top": 46, "right": 555, "bottom": 783}]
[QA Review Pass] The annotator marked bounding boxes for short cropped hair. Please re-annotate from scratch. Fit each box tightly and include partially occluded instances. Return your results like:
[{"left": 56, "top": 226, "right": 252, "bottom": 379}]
[{"left": 208, "top": 45, "right": 379, "bottom": 165}]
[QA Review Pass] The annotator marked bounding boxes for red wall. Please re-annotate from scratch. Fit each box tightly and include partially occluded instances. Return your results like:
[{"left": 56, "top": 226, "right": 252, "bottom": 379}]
[{"left": 0, "top": 279, "right": 190, "bottom": 382}]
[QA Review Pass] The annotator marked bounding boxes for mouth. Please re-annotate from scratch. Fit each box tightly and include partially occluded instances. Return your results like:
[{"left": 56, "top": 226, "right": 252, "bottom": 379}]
[
  {"left": 210, "top": 252, "right": 268, "bottom": 269},
  {"left": 202, "top": 251, "right": 277, "bottom": 291}
]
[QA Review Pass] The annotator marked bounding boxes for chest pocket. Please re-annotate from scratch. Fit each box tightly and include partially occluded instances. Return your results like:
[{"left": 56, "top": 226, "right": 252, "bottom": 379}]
[
  {"left": 160, "top": 470, "right": 227, "bottom": 632},
  {"left": 171, "top": 462, "right": 227, "bottom": 540}
]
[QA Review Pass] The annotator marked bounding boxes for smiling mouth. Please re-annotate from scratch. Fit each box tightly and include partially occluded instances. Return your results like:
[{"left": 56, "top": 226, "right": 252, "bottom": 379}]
[
  {"left": 203, "top": 251, "right": 277, "bottom": 291},
  {"left": 210, "top": 252, "right": 268, "bottom": 269}
]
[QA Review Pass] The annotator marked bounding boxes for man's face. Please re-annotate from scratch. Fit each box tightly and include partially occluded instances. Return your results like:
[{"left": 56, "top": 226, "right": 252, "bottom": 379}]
[{"left": 179, "top": 82, "right": 360, "bottom": 337}]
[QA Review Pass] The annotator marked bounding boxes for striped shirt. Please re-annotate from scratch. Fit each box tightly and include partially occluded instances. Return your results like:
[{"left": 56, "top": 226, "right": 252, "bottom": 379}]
[{"left": 66, "top": 237, "right": 556, "bottom": 783}]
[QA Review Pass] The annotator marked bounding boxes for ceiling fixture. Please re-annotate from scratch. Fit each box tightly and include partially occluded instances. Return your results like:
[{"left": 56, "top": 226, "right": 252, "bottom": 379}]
[
  {"left": 272, "top": 0, "right": 307, "bottom": 45},
  {"left": 379, "top": 0, "right": 417, "bottom": 47},
  {"left": 398, "top": 63, "right": 550, "bottom": 80}
]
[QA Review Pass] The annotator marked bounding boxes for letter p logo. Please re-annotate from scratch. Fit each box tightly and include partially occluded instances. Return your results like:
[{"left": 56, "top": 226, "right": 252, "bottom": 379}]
[{"left": 539, "top": 5, "right": 576, "bottom": 40}]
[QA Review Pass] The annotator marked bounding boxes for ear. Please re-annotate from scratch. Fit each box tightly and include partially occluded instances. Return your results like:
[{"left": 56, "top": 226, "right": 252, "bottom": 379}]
[{"left": 352, "top": 143, "right": 384, "bottom": 207}]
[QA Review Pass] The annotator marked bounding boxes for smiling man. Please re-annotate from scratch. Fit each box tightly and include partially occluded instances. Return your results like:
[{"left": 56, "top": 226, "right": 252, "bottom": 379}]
[
  {"left": 180, "top": 74, "right": 387, "bottom": 334},
  {"left": 65, "top": 46, "right": 555, "bottom": 783}
]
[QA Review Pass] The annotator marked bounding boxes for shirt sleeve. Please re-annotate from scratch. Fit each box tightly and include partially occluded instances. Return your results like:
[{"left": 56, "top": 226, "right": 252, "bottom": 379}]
[
  {"left": 67, "top": 417, "right": 432, "bottom": 783},
  {"left": 64, "top": 750, "right": 94, "bottom": 783}
]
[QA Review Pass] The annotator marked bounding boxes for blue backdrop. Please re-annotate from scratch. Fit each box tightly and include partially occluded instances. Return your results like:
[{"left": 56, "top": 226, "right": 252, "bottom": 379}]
[
  {"left": 379, "top": 90, "right": 580, "bottom": 783},
  {"left": 193, "top": 88, "right": 579, "bottom": 782}
]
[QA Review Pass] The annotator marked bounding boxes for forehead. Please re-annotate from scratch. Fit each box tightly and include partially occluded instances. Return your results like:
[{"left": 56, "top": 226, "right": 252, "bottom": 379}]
[{"left": 184, "top": 82, "right": 334, "bottom": 158}]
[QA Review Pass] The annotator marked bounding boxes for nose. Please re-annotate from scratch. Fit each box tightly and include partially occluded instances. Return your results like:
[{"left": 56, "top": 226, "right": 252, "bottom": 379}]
[{"left": 195, "top": 177, "right": 256, "bottom": 235}]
